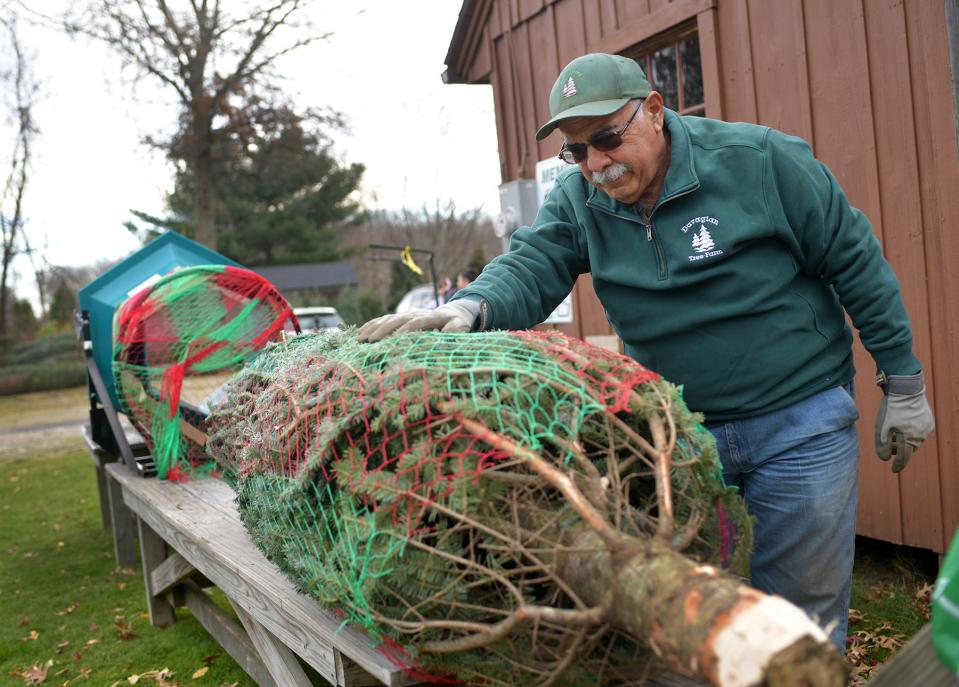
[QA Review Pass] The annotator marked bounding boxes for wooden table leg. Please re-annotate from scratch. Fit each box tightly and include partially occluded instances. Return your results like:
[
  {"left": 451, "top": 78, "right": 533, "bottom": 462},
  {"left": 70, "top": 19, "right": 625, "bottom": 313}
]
[
  {"left": 137, "top": 517, "right": 176, "bottom": 627},
  {"left": 106, "top": 471, "right": 137, "bottom": 568}
]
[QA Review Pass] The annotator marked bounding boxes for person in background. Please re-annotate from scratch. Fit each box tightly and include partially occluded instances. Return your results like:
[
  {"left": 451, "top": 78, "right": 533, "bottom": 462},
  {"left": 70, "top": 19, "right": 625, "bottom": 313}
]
[
  {"left": 439, "top": 276, "right": 456, "bottom": 304},
  {"left": 356, "top": 52, "right": 935, "bottom": 651},
  {"left": 456, "top": 268, "right": 478, "bottom": 291}
]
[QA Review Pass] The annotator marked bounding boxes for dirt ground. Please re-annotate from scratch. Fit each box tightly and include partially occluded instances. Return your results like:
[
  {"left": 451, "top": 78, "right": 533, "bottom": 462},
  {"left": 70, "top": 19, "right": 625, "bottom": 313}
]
[{"left": 0, "top": 386, "right": 90, "bottom": 461}]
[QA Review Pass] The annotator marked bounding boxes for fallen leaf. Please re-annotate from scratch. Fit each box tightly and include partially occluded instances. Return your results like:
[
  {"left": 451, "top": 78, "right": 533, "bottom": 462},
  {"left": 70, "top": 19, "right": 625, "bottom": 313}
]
[
  {"left": 55, "top": 642, "right": 69, "bottom": 654},
  {"left": 18, "top": 616, "right": 29, "bottom": 626},
  {"left": 22, "top": 630, "right": 39, "bottom": 641},
  {"left": 121, "top": 568, "right": 136, "bottom": 577},
  {"left": 85, "top": 639, "right": 98, "bottom": 646},
  {"left": 191, "top": 666, "right": 208, "bottom": 679},
  {"left": 117, "top": 582, "right": 127, "bottom": 591},
  {"left": 113, "top": 617, "right": 135, "bottom": 641},
  {"left": 54, "top": 667, "right": 68, "bottom": 677},
  {"left": 78, "top": 668, "right": 90, "bottom": 677},
  {"left": 56, "top": 541, "right": 65, "bottom": 549},
  {"left": 127, "top": 675, "right": 140, "bottom": 685},
  {"left": 56, "top": 604, "right": 78, "bottom": 616},
  {"left": 20, "top": 659, "right": 53, "bottom": 685},
  {"left": 201, "top": 655, "right": 219, "bottom": 667},
  {"left": 71, "top": 653, "right": 81, "bottom": 661}
]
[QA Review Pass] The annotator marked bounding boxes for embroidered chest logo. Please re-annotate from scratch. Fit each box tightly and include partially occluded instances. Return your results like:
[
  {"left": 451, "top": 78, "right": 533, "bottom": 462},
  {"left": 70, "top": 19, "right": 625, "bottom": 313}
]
[
  {"left": 680, "top": 215, "right": 724, "bottom": 262},
  {"left": 562, "top": 76, "right": 577, "bottom": 98}
]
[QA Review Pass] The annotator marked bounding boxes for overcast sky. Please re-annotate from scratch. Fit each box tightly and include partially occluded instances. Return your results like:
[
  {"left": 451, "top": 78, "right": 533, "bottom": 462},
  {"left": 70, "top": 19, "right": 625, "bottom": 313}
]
[{"left": 4, "top": 1, "right": 502, "bottom": 299}]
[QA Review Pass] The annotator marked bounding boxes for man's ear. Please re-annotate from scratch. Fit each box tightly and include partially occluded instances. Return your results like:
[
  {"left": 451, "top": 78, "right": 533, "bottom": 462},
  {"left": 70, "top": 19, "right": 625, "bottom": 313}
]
[{"left": 644, "top": 92, "right": 665, "bottom": 130}]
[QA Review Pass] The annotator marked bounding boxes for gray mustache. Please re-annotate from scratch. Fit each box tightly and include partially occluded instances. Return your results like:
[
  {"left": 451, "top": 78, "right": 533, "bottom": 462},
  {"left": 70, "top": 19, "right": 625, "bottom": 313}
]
[{"left": 591, "top": 163, "right": 630, "bottom": 185}]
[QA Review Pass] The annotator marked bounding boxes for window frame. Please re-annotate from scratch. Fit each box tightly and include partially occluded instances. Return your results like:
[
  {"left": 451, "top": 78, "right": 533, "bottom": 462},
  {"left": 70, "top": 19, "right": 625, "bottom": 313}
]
[{"left": 624, "top": 22, "right": 705, "bottom": 116}]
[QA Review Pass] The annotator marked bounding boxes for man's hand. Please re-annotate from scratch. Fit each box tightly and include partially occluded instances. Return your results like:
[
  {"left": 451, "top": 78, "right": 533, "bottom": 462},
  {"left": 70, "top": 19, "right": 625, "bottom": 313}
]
[
  {"left": 357, "top": 300, "right": 479, "bottom": 343},
  {"left": 875, "top": 371, "right": 935, "bottom": 473}
]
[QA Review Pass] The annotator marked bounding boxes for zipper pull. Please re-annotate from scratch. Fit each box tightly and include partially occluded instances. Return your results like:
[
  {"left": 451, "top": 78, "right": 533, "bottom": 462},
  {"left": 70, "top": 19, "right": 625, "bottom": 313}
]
[{"left": 646, "top": 226, "right": 653, "bottom": 241}]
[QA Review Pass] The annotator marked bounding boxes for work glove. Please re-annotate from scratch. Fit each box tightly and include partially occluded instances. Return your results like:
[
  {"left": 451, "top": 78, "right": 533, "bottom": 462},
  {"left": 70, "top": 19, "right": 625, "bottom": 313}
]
[
  {"left": 357, "top": 300, "right": 480, "bottom": 343},
  {"left": 875, "top": 371, "right": 935, "bottom": 473}
]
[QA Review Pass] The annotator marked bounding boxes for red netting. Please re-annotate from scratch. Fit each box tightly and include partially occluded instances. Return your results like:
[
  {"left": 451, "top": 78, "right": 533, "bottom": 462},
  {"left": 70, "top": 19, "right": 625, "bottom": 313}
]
[{"left": 112, "top": 264, "right": 296, "bottom": 478}]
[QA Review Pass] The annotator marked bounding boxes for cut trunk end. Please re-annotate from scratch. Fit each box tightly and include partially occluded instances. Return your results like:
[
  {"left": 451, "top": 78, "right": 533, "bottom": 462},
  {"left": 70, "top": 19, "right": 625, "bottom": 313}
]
[{"left": 557, "top": 531, "right": 847, "bottom": 687}]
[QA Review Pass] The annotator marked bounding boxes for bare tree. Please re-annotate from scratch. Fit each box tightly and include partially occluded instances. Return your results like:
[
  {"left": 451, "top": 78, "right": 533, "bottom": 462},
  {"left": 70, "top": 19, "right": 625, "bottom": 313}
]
[
  {"left": 0, "top": 12, "right": 39, "bottom": 336},
  {"left": 65, "top": 0, "right": 322, "bottom": 249}
]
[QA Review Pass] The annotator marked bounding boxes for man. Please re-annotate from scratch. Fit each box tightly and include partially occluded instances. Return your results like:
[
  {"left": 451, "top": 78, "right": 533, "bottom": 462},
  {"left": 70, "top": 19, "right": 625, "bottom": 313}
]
[{"left": 358, "top": 53, "right": 935, "bottom": 651}]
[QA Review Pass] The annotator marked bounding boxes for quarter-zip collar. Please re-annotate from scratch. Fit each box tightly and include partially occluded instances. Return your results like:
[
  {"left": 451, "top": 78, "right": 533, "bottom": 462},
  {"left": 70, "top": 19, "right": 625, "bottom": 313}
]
[{"left": 586, "top": 109, "right": 699, "bottom": 217}]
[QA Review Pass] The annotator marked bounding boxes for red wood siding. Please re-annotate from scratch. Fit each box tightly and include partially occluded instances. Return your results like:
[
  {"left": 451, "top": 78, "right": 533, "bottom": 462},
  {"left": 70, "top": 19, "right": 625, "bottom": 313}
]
[{"left": 446, "top": 0, "right": 959, "bottom": 552}]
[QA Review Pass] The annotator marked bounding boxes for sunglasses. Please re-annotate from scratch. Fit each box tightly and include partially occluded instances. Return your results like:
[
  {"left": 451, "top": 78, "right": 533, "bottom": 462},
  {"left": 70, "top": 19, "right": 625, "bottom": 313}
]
[{"left": 558, "top": 99, "right": 644, "bottom": 164}]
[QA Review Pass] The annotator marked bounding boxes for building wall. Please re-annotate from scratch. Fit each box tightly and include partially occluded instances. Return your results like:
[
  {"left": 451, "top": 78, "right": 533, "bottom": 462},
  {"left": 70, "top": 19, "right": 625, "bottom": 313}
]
[{"left": 447, "top": 0, "right": 959, "bottom": 553}]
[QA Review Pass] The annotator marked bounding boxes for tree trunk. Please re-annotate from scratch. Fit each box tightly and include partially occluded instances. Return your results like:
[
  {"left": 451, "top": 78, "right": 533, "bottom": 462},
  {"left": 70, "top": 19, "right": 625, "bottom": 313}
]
[
  {"left": 556, "top": 528, "right": 847, "bottom": 687},
  {"left": 190, "top": 100, "right": 217, "bottom": 249}
]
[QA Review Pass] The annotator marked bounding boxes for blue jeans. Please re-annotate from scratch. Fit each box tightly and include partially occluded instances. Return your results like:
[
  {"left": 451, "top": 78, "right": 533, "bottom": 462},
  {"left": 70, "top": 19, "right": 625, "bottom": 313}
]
[{"left": 706, "top": 384, "right": 860, "bottom": 652}]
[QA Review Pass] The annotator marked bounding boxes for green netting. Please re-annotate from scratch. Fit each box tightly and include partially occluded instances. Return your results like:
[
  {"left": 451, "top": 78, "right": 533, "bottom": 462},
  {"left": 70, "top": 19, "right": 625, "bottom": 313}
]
[
  {"left": 206, "top": 328, "right": 752, "bottom": 685},
  {"left": 112, "top": 265, "right": 296, "bottom": 479}
]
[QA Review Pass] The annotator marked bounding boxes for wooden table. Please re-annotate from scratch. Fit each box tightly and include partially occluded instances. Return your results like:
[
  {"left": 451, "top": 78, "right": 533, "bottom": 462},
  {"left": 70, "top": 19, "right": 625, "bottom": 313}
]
[{"left": 104, "top": 462, "right": 416, "bottom": 687}]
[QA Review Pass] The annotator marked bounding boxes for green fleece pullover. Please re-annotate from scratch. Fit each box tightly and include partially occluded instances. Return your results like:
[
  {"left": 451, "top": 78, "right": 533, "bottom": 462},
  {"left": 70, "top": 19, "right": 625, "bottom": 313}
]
[{"left": 453, "top": 110, "right": 919, "bottom": 422}]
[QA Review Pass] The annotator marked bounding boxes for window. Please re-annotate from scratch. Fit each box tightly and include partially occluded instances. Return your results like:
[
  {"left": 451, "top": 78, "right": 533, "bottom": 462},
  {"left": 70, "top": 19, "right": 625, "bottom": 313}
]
[{"left": 625, "top": 25, "right": 704, "bottom": 116}]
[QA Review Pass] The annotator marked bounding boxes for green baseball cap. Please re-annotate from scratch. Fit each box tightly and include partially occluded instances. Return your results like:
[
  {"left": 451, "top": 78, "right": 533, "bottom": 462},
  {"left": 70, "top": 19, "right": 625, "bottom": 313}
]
[{"left": 535, "top": 53, "right": 651, "bottom": 141}]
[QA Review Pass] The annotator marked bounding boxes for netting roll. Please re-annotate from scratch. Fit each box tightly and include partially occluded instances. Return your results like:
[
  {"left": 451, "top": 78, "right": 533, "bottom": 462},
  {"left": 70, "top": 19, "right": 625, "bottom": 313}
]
[
  {"left": 206, "top": 329, "right": 753, "bottom": 685},
  {"left": 113, "top": 265, "right": 297, "bottom": 479}
]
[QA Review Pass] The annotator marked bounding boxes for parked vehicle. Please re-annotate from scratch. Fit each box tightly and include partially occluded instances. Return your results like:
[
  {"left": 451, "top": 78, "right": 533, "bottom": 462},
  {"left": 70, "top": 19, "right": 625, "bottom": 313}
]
[
  {"left": 394, "top": 285, "right": 441, "bottom": 314},
  {"left": 293, "top": 306, "right": 344, "bottom": 333}
]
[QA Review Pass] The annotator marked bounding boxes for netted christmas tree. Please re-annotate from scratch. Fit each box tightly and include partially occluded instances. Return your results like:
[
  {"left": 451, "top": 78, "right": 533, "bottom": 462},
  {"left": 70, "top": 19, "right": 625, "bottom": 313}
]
[
  {"left": 204, "top": 329, "right": 846, "bottom": 687},
  {"left": 112, "top": 264, "right": 296, "bottom": 479}
]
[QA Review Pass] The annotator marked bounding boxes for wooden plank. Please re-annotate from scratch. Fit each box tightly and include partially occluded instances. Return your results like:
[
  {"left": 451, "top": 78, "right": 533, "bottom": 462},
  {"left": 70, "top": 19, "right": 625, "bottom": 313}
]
[
  {"left": 746, "top": 0, "right": 813, "bottom": 141},
  {"left": 696, "top": 8, "right": 723, "bottom": 120},
  {"left": 181, "top": 581, "right": 277, "bottom": 687},
  {"left": 555, "top": 0, "right": 588, "bottom": 73},
  {"left": 617, "top": 0, "right": 649, "bottom": 25},
  {"left": 574, "top": 274, "right": 614, "bottom": 338},
  {"left": 598, "top": 0, "right": 618, "bottom": 36},
  {"left": 107, "top": 464, "right": 413, "bottom": 686},
  {"left": 715, "top": 0, "right": 757, "bottom": 122},
  {"left": 335, "top": 652, "right": 382, "bottom": 687},
  {"left": 150, "top": 551, "right": 196, "bottom": 597},
  {"left": 805, "top": 0, "right": 919, "bottom": 547},
  {"left": 121, "top": 487, "right": 341, "bottom": 685},
  {"left": 582, "top": 0, "right": 604, "bottom": 52},
  {"left": 527, "top": 6, "right": 561, "bottom": 160},
  {"left": 508, "top": 21, "right": 539, "bottom": 177},
  {"left": 909, "top": 0, "right": 959, "bottom": 552},
  {"left": 230, "top": 599, "right": 313, "bottom": 687},
  {"left": 867, "top": 623, "right": 954, "bottom": 686},
  {"left": 858, "top": 0, "right": 941, "bottom": 551},
  {"left": 106, "top": 470, "right": 138, "bottom": 568},
  {"left": 589, "top": 0, "right": 714, "bottom": 55},
  {"left": 494, "top": 36, "right": 519, "bottom": 180},
  {"left": 519, "top": 0, "right": 544, "bottom": 22}
]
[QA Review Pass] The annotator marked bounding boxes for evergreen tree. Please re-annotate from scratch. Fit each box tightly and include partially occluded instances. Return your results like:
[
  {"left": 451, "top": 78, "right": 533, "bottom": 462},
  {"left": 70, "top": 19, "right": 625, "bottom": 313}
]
[{"left": 131, "top": 101, "right": 365, "bottom": 266}]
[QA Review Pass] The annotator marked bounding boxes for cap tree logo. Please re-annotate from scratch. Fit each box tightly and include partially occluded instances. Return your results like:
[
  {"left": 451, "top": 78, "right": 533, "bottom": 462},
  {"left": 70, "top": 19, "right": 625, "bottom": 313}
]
[{"left": 562, "top": 75, "right": 577, "bottom": 98}]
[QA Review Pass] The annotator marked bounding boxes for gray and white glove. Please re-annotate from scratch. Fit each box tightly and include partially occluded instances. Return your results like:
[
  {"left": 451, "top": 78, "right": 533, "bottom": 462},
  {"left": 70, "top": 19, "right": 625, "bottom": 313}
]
[
  {"left": 875, "top": 371, "right": 935, "bottom": 473},
  {"left": 357, "top": 299, "right": 481, "bottom": 343}
]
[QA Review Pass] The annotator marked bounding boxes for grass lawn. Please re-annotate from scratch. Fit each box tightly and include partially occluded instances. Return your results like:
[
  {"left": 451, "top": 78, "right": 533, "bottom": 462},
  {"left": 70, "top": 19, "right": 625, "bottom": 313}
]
[{"left": 0, "top": 450, "right": 256, "bottom": 687}]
